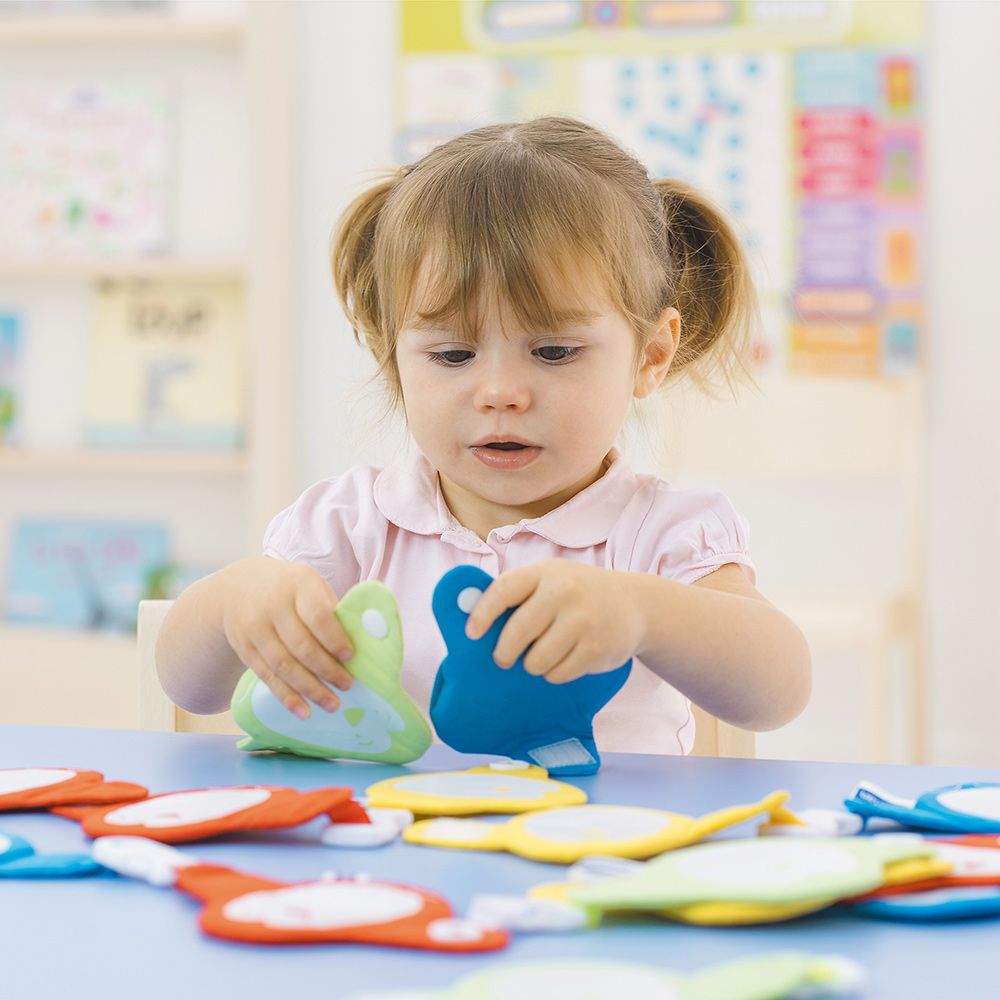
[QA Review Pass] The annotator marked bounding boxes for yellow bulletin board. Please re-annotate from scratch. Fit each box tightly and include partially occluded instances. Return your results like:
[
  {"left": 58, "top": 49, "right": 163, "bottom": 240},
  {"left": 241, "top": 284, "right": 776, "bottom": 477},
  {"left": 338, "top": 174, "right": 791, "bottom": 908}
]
[{"left": 394, "top": 0, "right": 924, "bottom": 378}]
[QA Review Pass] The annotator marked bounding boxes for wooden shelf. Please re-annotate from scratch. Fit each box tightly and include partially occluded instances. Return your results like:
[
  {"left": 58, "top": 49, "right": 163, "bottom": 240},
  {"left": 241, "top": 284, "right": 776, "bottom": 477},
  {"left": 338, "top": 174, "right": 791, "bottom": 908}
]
[
  {"left": 0, "top": 448, "right": 248, "bottom": 475},
  {"left": 657, "top": 370, "right": 923, "bottom": 479},
  {"left": 0, "top": 15, "right": 243, "bottom": 45},
  {"left": 0, "top": 3, "right": 296, "bottom": 737},
  {"left": 0, "top": 258, "right": 246, "bottom": 281},
  {"left": 0, "top": 624, "right": 137, "bottom": 729},
  {"left": 0, "top": 621, "right": 134, "bottom": 646}
]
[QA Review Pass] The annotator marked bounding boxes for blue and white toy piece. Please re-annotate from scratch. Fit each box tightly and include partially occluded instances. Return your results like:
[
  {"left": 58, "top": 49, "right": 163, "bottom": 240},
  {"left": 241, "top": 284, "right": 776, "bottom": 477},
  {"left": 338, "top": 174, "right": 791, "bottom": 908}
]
[
  {"left": 0, "top": 831, "right": 106, "bottom": 878},
  {"left": 851, "top": 885, "right": 1000, "bottom": 921},
  {"left": 429, "top": 564, "right": 631, "bottom": 776},
  {"left": 845, "top": 781, "right": 1000, "bottom": 834}
]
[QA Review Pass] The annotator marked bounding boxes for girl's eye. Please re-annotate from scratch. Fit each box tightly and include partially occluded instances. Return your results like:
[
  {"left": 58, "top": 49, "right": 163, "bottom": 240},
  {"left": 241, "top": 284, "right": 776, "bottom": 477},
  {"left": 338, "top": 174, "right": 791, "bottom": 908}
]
[
  {"left": 533, "top": 345, "right": 582, "bottom": 364},
  {"left": 427, "top": 346, "right": 582, "bottom": 366},
  {"left": 429, "top": 350, "right": 475, "bottom": 366}
]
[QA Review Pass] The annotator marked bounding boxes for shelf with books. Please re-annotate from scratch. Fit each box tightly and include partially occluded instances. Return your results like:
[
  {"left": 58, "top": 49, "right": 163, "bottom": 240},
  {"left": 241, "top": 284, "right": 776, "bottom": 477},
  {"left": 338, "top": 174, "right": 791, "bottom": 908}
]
[
  {"left": 0, "top": 622, "right": 134, "bottom": 653},
  {"left": 0, "top": 259, "right": 246, "bottom": 281},
  {"left": 0, "top": 15, "right": 243, "bottom": 46},
  {"left": 0, "top": 623, "right": 138, "bottom": 729},
  {"left": 0, "top": 448, "right": 248, "bottom": 475},
  {"left": 0, "top": 2, "right": 295, "bottom": 731}
]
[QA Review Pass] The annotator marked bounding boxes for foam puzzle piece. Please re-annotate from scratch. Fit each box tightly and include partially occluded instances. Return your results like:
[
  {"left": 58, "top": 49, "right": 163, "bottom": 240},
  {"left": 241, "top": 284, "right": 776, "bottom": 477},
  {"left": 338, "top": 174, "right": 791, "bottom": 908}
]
[
  {"left": 0, "top": 831, "right": 105, "bottom": 879},
  {"left": 758, "top": 807, "right": 869, "bottom": 838},
  {"left": 429, "top": 565, "right": 631, "bottom": 776},
  {"left": 404, "top": 791, "right": 796, "bottom": 864},
  {"left": 946, "top": 833, "right": 1000, "bottom": 849},
  {"left": 0, "top": 767, "right": 147, "bottom": 811},
  {"left": 231, "top": 580, "right": 432, "bottom": 764},
  {"left": 342, "top": 952, "right": 867, "bottom": 1000},
  {"left": 844, "top": 781, "right": 1000, "bottom": 834},
  {"left": 523, "top": 851, "right": 952, "bottom": 928},
  {"left": 646, "top": 897, "right": 836, "bottom": 927},
  {"left": 657, "top": 847, "right": 951, "bottom": 926},
  {"left": 92, "top": 836, "right": 195, "bottom": 887},
  {"left": 53, "top": 785, "right": 369, "bottom": 844},
  {"left": 451, "top": 959, "right": 683, "bottom": 1000},
  {"left": 92, "top": 835, "right": 507, "bottom": 952},
  {"left": 468, "top": 891, "right": 592, "bottom": 932},
  {"left": 681, "top": 952, "right": 867, "bottom": 1000},
  {"left": 527, "top": 878, "right": 834, "bottom": 927},
  {"left": 567, "top": 835, "right": 937, "bottom": 913},
  {"left": 321, "top": 808, "right": 412, "bottom": 848},
  {"left": 365, "top": 762, "right": 586, "bottom": 816},
  {"left": 850, "top": 884, "right": 1000, "bottom": 921},
  {"left": 850, "top": 840, "right": 1000, "bottom": 899}
]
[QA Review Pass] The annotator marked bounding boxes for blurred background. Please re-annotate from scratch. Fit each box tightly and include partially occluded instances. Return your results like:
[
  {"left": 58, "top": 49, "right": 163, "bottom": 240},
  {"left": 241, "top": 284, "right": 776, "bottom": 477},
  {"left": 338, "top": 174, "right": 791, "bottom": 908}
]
[{"left": 0, "top": 0, "right": 995, "bottom": 768}]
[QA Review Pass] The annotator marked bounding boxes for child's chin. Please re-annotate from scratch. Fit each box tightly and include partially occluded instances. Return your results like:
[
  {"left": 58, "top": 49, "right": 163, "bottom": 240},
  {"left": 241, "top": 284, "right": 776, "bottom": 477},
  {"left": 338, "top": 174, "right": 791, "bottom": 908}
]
[{"left": 477, "top": 480, "right": 552, "bottom": 508}]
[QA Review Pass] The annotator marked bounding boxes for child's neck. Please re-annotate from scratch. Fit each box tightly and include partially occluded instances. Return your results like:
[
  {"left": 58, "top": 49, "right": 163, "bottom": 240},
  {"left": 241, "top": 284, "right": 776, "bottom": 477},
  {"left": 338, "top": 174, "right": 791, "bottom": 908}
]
[{"left": 437, "top": 457, "right": 611, "bottom": 542}]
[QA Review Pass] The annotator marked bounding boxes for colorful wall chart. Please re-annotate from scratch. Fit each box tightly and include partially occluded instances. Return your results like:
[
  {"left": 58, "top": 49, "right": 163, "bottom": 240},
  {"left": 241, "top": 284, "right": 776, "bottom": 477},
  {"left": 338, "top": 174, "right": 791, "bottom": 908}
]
[
  {"left": 394, "top": 0, "right": 924, "bottom": 378},
  {"left": 0, "top": 79, "right": 171, "bottom": 257},
  {"left": 792, "top": 50, "right": 921, "bottom": 376}
]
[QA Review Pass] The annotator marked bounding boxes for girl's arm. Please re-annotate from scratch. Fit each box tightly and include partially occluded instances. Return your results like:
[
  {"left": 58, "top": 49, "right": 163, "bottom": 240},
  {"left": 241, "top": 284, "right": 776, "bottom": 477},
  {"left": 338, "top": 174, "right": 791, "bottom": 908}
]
[
  {"left": 155, "top": 564, "right": 252, "bottom": 714},
  {"left": 155, "top": 557, "right": 356, "bottom": 718},
  {"left": 466, "top": 560, "right": 810, "bottom": 733},
  {"left": 628, "top": 564, "right": 811, "bottom": 731}
]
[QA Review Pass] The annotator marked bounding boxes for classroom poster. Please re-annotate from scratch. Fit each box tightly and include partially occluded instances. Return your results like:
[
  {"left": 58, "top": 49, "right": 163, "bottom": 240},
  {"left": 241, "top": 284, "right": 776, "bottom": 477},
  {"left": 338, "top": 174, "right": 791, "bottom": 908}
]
[
  {"left": 0, "top": 78, "right": 172, "bottom": 257},
  {"left": 5, "top": 518, "right": 170, "bottom": 633},
  {"left": 394, "top": 0, "right": 924, "bottom": 378},
  {"left": 0, "top": 312, "right": 22, "bottom": 446},
  {"left": 83, "top": 279, "right": 245, "bottom": 450}
]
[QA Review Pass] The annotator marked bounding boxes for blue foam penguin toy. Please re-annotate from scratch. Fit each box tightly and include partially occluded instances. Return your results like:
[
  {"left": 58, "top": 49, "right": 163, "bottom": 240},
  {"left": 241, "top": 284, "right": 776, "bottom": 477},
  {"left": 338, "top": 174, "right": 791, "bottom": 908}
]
[
  {"left": 429, "top": 564, "right": 631, "bottom": 776},
  {"left": 845, "top": 781, "right": 1000, "bottom": 834},
  {"left": 0, "top": 831, "right": 106, "bottom": 878}
]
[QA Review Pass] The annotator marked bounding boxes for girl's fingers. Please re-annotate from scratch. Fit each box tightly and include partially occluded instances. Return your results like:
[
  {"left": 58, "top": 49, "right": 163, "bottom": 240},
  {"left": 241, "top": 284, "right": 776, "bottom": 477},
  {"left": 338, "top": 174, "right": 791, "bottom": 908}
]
[
  {"left": 275, "top": 606, "right": 353, "bottom": 694},
  {"left": 543, "top": 643, "right": 588, "bottom": 686},
  {"left": 493, "top": 599, "right": 558, "bottom": 670},
  {"left": 295, "top": 584, "right": 355, "bottom": 666},
  {"left": 521, "top": 620, "right": 579, "bottom": 678},
  {"left": 466, "top": 566, "right": 540, "bottom": 640},
  {"left": 242, "top": 642, "right": 312, "bottom": 720},
  {"left": 545, "top": 640, "right": 627, "bottom": 685},
  {"left": 255, "top": 629, "right": 342, "bottom": 714}
]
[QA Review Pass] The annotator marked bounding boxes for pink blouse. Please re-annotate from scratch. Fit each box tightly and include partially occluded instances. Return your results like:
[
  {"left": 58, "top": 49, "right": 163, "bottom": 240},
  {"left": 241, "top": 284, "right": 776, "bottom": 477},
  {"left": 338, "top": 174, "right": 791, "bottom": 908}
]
[{"left": 263, "top": 446, "right": 755, "bottom": 755}]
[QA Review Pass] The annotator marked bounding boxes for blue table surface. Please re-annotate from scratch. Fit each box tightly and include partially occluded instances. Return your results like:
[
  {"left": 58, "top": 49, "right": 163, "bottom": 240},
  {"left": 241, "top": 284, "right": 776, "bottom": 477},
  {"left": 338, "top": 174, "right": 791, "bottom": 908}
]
[{"left": 1, "top": 724, "right": 998, "bottom": 999}]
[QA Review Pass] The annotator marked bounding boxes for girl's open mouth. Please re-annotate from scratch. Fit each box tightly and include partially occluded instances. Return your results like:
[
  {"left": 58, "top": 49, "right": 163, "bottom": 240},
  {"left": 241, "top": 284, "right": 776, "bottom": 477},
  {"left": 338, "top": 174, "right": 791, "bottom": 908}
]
[{"left": 470, "top": 443, "right": 541, "bottom": 470}]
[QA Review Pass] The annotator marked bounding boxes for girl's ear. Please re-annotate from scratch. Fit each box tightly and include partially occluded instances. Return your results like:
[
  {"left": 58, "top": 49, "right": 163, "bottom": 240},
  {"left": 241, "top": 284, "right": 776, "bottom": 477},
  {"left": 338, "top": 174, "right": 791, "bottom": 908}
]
[{"left": 633, "top": 307, "right": 680, "bottom": 399}]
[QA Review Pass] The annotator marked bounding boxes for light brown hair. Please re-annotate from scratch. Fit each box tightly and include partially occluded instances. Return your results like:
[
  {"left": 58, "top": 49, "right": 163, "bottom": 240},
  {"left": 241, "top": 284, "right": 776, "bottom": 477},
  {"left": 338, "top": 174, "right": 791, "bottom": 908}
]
[{"left": 331, "top": 115, "right": 756, "bottom": 407}]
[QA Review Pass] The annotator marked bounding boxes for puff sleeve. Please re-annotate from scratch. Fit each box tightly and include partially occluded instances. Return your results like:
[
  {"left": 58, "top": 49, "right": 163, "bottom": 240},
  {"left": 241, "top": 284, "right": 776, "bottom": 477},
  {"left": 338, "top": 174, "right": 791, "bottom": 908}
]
[
  {"left": 626, "top": 482, "right": 757, "bottom": 587},
  {"left": 261, "top": 467, "right": 376, "bottom": 599}
]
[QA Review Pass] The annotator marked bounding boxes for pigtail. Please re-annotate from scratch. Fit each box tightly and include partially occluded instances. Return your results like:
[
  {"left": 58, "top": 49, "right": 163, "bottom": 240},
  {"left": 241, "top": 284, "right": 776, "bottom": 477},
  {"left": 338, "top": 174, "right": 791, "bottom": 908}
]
[
  {"left": 330, "top": 170, "right": 404, "bottom": 360},
  {"left": 653, "top": 178, "right": 757, "bottom": 392},
  {"left": 327, "top": 118, "right": 760, "bottom": 410}
]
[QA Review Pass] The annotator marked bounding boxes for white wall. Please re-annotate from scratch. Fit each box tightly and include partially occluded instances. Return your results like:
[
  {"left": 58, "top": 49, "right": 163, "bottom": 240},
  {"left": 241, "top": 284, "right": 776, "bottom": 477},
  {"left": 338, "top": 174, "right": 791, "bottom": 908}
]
[
  {"left": 294, "top": 1, "right": 1000, "bottom": 765},
  {"left": 923, "top": 1, "right": 1000, "bottom": 764},
  {"left": 296, "top": 0, "right": 406, "bottom": 489}
]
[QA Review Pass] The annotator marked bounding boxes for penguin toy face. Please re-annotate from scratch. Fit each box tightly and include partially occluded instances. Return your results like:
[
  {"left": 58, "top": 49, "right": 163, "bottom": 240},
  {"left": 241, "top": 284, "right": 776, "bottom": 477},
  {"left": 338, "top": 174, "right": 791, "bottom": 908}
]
[
  {"left": 429, "top": 565, "right": 630, "bottom": 776},
  {"left": 231, "top": 580, "right": 432, "bottom": 764}
]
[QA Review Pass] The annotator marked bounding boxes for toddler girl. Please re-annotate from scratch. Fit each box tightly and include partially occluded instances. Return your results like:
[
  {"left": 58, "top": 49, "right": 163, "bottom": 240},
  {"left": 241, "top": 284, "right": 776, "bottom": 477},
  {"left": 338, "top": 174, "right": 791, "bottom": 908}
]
[{"left": 156, "top": 116, "right": 810, "bottom": 754}]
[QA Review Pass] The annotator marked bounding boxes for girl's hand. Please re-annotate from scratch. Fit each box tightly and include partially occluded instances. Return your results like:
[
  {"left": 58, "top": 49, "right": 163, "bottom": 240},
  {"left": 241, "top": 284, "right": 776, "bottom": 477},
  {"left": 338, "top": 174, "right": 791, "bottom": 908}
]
[
  {"left": 464, "top": 559, "right": 645, "bottom": 685},
  {"left": 218, "top": 557, "right": 355, "bottom": 719}
]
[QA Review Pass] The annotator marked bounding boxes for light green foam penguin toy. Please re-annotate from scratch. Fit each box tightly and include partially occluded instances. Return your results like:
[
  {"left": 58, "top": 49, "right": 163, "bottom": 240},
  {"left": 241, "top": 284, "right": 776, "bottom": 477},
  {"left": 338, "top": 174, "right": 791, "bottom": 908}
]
[
  {"left": 231, "top": 580, "right": 432, "bottom": 764},
  {"left": 341, "top": 952, "right": 866, "bottom": 1000}
]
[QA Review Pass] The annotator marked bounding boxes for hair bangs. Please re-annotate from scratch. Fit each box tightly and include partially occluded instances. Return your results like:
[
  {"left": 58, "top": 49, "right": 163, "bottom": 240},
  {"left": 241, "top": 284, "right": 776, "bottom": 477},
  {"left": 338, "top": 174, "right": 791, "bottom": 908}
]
[{"left": 398, "top": 160, "right": 634, "bottom": 344}]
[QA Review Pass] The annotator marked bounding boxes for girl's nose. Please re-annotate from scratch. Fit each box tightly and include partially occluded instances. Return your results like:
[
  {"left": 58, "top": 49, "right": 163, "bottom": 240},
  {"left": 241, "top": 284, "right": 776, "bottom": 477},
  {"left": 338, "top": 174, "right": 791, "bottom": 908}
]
[{"left": 473, "top": 373, "right": 531, "bottom": 413}]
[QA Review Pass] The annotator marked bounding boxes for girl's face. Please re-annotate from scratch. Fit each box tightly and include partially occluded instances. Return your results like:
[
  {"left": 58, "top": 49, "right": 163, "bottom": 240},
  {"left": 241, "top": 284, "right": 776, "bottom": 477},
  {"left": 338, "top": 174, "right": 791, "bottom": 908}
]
[{"left": 395, "top": 271, "right": 678, "bottom": 533}]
